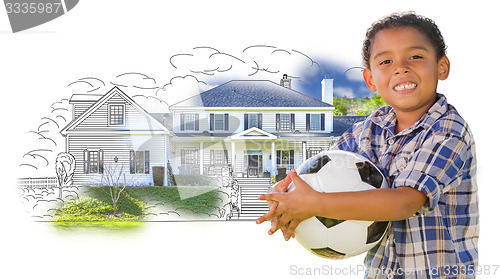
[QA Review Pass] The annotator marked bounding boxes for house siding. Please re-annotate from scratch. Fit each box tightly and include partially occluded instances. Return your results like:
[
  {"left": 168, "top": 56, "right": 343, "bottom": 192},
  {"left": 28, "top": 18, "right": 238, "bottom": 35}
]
[
  {"left": 68, "top": 134, "right": 166, "bottom": 186},
  {"left": 172, "top": 110, "right": 333, "bottom": 135}
]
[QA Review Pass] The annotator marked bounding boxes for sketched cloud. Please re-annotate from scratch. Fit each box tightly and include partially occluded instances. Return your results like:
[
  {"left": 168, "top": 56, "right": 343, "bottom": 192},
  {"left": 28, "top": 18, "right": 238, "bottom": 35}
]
[
  {"left": 168, "top": 45, "right": 321, "bottom": 86},
  {"left": 19, "top": 99, "right": 71, "bottom": 176},
  {"left": 67, "top": 77, "right": 106, "bottom": 94},
  {"left": 155, "top": 75, "right": 210, "bottom": 106},
  {"left": 112, "top": 72, "right": 159, "bottom": 90}
]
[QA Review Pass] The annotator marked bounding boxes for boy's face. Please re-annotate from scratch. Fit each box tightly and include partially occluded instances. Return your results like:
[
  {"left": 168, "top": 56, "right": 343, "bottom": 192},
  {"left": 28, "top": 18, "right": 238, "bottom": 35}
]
[{"left": 363, "top": 27, "right": 450, "bottom": 116}]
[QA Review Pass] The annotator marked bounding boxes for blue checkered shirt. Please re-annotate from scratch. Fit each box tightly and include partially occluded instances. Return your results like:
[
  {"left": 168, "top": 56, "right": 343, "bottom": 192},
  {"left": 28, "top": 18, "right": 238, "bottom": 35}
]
[{"left": 332, "top": 94, "right": 479, "bottom": 278}]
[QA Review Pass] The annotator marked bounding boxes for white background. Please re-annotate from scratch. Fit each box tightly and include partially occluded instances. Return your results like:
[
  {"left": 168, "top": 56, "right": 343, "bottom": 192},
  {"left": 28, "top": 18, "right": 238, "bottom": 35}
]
[{"left": 0, "top": 1, "right": 498, "bottom": 278}]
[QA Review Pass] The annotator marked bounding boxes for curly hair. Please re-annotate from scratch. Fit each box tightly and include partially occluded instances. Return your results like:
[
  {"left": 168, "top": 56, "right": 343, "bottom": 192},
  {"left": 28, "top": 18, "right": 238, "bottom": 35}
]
[{"left": 362, "top": 12, "right": 447, "bottom": 68}]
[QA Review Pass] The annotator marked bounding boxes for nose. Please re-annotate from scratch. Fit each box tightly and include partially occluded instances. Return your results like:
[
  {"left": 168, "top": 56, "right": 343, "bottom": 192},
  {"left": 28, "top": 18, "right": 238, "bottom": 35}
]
[{"left": 394, "top": 60, "right": 410, "bottom": 75}]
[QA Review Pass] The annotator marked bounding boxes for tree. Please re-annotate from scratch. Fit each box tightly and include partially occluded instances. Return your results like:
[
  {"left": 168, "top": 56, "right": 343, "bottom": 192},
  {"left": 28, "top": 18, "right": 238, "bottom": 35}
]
[
  {"left": 55, "top": 152, "right": 76, "bottom": 199},
  {"left": 98, "top": 164, "right": 139, "bottom": 217}
]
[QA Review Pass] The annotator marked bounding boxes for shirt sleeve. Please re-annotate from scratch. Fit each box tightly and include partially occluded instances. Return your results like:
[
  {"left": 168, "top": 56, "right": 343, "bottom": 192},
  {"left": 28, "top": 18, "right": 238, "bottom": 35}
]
[{"left": 393, "top": 135, "right": 469, "bottom": 215}]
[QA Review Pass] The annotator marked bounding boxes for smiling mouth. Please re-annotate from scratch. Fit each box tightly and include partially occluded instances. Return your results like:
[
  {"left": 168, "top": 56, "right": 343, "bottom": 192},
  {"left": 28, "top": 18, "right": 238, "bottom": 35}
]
[{"left": 393, "top": 82, "right": 417, "bottom": 92}]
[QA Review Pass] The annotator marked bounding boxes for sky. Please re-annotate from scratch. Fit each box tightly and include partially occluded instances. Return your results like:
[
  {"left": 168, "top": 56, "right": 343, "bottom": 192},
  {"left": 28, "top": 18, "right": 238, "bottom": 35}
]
[{"left": 1, "top": 1, "right": 499, "bottom": 279}]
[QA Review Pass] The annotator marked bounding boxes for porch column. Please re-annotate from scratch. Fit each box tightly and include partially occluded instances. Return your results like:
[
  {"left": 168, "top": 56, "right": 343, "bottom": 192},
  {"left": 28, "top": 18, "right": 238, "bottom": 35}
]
[
  {"left": 231, "top": 141, "right": 236, "bottom": 174},
  {"left": 271, "top": 141, "right": 276, "bottom": 177},
  {"left": 164, "top": 134, "right": 169, "bottom": 186},
  {"left": 199, "top": 141, "right": 204, "bottom": 175},
  {"left": 302, "top": 141, "right": 307, "bottom": 164}
]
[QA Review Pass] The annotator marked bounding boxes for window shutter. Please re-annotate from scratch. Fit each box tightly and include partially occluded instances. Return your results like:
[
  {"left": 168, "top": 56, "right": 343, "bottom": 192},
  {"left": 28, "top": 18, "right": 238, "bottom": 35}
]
[
  {"left": 321, "top": 113, "right": 325, "bottom": 131},
  {"left": 291, "top": 114, "right": 295, "bottom": 131},
  {"left": 145, "top": 151, "right": 150, "bottom": 174},
  {"left": 276, "top": 150, "right": 281, "bottom": 165},
  {"left": 289, "top": 150, "right": 294, "bottom": 166},
  {"left": 181, "top": 150, "right": 185, "bottom": 164},
  {"left": 258, "top": 114, "right": 262, "bottom": 129},
  {"left": 276, "top": 114, "right": 280, "bottom": 131},
  {"left": 210, "top": 150, "right": 215, "bottom": 164},
  {"left": 98, "top": 149, "right": 104, "bottom": 174},
  {"left": 195, "top": 114, "right": 199, "bottom": 131},
  {"left": 224, "top": 113, "right": 229, "bottom": 131},
  {"left": 130, "top": 150, "right": 136, "bottom": 174},
  {"left": 83, "top": 149, "right": 89, "bottom": 174},
  {"left": 210, "top": 114, "right": 214, "bottom": 131},
  {"left": 244, "top": 114, "right": 248, "bottom": 130},
  {"left": 306, "top": 113, "right": 311, "bottom": 131},
  {"left": 180, "top": 114, "right": 185, "bottom": 131}
]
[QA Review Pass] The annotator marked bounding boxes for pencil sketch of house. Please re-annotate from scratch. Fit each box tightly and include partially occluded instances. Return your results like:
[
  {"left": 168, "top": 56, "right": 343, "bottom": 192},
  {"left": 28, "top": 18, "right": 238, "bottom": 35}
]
[{"left": 56, "top": 74, "right": 364, "bottom": 219}]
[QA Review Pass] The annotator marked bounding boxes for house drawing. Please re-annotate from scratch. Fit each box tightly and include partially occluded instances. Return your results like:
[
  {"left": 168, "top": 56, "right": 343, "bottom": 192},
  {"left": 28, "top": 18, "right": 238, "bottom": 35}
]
[{"left": 59, "top": 75, "right": 364, "bottom": 219}]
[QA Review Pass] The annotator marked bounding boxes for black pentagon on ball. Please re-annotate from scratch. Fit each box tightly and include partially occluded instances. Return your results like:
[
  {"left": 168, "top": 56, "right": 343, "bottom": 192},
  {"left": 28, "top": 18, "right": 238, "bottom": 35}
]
[
  {"left": 355, "top": 161, "right": 384, "bottom": 188},
  {"left": 296, "top": 155, "right": 331, "bottom": 175},
  {"left": 366, "top": 221, "right": 389, "bottom": 244},
  {"left": 311, "top": 247, "right": 346, "bottom": 259},
  {"left": 315, "top": 216, "right": 346, "bottom": 228}
]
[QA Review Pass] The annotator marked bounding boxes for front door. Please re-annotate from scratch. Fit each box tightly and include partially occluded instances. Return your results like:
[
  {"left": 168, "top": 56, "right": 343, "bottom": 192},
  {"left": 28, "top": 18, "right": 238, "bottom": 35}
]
[{"left": 248, "top": 155, "right": 260, "bottom": 177}]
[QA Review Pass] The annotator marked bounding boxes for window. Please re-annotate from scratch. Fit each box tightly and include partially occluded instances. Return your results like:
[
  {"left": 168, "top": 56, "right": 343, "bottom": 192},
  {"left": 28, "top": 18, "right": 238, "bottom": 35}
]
[
  {"left": 245, "top": 113, "right": 262, "bottom": 129},
  {"left": 181, "top": 149, "right": 198, "bottom": 165},
  {"left": 210, "top": 150, "right": 229, "bottom": 165},
  {"left": 214, "top": 114, "right": 224, "bottom": 130},
  {"left": 130, "top": 150, "right": 150, "bottom": 174},
  {"left": 310, "top": 114, "right": 321, "bottom": 130},
  {"left": 109, "top": 105, "right": 124, "bottom": 125},
  {"left": 184, "top": 113, "right": 196, "bottom": 130},
  {"left": 210, "top": 113, "right": 229, "bottom": 131},
  {"left": 276, "top": 150, "right": 294, "bottom": 170},
  {"left": 280, "top": 114, "right": 291, "bottom": 131},
  {"left": 276, "top": 113, "right": 295, "bottom": 131},
  {"left": 306, "top": 113, "right": 325, "bottom": 131},
  {"left": 89, "top": 151, "right": 99, "bottom": 173},
  {"left": 83, "top": 149, "right": 103, "bottom": 174}
]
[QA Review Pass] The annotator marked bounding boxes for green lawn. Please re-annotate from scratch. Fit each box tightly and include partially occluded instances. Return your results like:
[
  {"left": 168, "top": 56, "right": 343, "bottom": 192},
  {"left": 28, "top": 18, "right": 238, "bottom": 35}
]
[{"left": 52, "top": 186, "right": 229, "bottom": 231}]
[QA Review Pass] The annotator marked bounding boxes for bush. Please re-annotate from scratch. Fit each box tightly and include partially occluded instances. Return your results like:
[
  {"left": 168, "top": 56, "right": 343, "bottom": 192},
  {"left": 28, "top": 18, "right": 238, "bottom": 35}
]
[{"left": 54, "top": 197, "right": 113, "bottom": 221}]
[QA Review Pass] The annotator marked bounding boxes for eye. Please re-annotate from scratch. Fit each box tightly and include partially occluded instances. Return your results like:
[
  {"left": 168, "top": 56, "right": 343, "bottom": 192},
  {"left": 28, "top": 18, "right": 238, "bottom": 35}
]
[
  {"left": 410, "top": 55, "right": 423, "bottom": 60},
  {"left": 379, "top": 59, "right": 392, "bottom": 65}
]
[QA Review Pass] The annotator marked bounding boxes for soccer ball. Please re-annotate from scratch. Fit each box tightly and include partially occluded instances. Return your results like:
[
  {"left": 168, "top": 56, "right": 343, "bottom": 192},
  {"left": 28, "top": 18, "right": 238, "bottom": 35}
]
[{"left": 286, "top": 150, "right": 389, "bottom": 259}]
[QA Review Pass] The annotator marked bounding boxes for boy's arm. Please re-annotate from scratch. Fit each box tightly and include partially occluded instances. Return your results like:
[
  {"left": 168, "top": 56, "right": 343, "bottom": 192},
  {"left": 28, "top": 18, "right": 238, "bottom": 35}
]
[{"left": 256, "top": 169, "right": 428, "bottom": 240}]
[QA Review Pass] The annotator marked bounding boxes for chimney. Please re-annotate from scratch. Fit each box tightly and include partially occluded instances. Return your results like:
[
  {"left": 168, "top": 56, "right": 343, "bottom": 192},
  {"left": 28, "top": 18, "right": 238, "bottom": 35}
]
[
  {"left": 280, "top": 74, "right": 291, "bottom": 89},
  {"left": 321, "top": 75, "right": 334, "bottom": 105}
]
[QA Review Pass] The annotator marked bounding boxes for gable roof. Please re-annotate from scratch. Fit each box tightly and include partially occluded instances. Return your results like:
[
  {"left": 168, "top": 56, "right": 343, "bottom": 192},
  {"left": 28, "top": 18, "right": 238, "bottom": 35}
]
[
  {"left": 231, "top": 127, "right": 278, "bottom": 140},
  {"left": 61, "top": 87, "right": 170, "bottom": 135},
  {"left": 171, "top": 80, "right": 333, "bottom": 108}
]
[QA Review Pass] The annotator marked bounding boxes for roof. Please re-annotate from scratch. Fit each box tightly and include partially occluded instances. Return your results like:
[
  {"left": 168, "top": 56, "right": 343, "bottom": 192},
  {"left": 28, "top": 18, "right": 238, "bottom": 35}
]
[
  {"left": 69, "top": 94, "right": 103, "bottom": 102},
  {"left": 171, "top": 80, "right": 333, "bottom": 108},
  {"left": 61, "top": 87, "right": 170, "bottom": 135}
]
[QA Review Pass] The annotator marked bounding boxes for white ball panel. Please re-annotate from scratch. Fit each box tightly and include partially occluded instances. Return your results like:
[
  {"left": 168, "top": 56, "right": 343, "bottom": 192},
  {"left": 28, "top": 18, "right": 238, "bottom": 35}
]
[
  {"left": 317, "top": 168, "right": 362, "bottom": 193},
  {"left": 295, "top": 217, "right": 329, "bottom": 249},
  {"left": 326, "top": 221, "right": 368, "bottom": 253}
]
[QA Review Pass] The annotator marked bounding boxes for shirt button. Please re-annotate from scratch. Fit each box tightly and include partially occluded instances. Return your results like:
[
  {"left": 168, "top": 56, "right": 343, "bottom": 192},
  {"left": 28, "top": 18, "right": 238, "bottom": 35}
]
[{"left": 388, "top": 138, "right": 395, "bottom": 145}]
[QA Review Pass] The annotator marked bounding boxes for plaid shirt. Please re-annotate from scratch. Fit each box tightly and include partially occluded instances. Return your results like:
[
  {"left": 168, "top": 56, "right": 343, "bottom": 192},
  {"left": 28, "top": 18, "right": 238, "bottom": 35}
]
[{"left": 332, "top": 94, "right": 479, "bottom": 278}]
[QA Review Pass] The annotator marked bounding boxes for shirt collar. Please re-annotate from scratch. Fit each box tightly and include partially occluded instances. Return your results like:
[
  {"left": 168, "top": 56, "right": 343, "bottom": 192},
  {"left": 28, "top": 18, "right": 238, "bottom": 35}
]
[{"left": 371, "top": 94, "right": 449, "bottom": 136}]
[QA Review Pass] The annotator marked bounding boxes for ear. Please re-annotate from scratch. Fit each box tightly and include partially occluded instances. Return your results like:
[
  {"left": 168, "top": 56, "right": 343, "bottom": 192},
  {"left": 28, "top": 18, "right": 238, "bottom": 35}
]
[
  {"left": 363, "top": 68, "right": 377, "bottom": 92},
  {"left": 437, "top": 55, "right": 450, "bottom": 80}
]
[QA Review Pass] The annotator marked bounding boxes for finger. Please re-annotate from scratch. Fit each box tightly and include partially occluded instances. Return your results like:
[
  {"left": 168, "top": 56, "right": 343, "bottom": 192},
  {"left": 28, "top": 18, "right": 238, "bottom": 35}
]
[
  {"left": 284, "top": 220, "right": 301, "bottom": 241},
  {"left": 274, "top": 172, "right": 294, "bottom": 192},
  {"left": 256, "top": 209, "right": 276, "bottom": 225},
  {"left": 258, "top": 193, "right": 283, "bottom": 202}
]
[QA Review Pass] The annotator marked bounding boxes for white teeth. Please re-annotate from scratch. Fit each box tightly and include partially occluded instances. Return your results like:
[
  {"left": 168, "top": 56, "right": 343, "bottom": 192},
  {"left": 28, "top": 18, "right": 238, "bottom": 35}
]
[{"left": 394, "top": 82, "right": 416, "bottom": 91}]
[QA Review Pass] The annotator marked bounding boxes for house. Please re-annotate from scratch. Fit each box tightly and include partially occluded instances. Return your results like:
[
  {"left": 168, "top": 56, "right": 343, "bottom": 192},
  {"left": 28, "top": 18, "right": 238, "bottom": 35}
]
[
  {"left": 169, "top": 76, "right": 336, "bottom": 179},
  {"left": 60, "top": 87, "right": 173, "bottom": 186},
  {"left": 60, "top": 75, "right": 337, "bottom": 186}
]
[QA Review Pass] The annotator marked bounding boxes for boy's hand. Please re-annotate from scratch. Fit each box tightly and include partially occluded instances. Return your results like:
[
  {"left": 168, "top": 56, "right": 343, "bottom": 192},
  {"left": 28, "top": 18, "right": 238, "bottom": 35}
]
[
  {"left": 256, "top": 169, "right": 318, "bottom": 241},
  {"left": 258, "top": 170, "right": 293, "bottom": 240}
]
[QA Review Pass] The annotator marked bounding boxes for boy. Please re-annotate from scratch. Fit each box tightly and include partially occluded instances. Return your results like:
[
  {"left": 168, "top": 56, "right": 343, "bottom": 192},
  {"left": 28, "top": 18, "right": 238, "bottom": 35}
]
[{"left": 256, "top": 12, "right": 479, "bottom": 278}]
